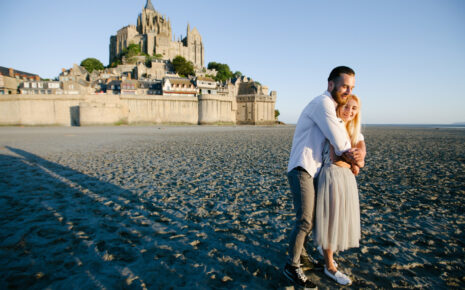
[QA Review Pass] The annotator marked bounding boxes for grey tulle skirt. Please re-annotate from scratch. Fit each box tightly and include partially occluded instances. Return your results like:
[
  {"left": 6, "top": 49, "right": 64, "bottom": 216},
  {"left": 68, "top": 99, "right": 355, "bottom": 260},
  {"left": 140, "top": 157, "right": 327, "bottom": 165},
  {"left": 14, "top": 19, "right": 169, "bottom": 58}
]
[{"left": 313, "top": 164, "right": 361, "bottom": 252}]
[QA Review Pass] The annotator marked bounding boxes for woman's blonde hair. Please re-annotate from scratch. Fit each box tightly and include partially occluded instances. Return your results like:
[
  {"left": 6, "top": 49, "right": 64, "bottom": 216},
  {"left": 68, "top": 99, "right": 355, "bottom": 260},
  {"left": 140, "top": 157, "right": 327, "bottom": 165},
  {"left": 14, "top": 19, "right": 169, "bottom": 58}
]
[{"left": 339, "top": 94, "right": 362, "bottom": 147}]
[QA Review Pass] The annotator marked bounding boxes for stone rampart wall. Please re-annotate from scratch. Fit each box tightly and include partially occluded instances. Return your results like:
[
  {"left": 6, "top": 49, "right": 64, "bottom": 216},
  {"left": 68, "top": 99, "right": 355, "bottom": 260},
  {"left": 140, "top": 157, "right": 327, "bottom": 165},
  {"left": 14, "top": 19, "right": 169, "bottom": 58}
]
[
  {"left": 79, "top": 94, "right": 127, "bottom": 125},
  {"left": 198, "top": 94, "right": 235, "bottom": 124},
  {"left": 121, "top": 95, "right": 199, "bottom": 124},
  {"left": 0, "top": 93, "right": 274, "bottom": 126},
  {"left": 0, "top": 95, "right": 84, "bottom": 126}
]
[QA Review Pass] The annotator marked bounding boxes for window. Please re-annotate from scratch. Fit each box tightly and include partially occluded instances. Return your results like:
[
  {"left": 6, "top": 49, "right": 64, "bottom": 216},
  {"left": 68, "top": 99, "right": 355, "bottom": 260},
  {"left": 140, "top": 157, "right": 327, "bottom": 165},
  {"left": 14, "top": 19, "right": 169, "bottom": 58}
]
[
  {"left": 49, "top": 82, "right": 59, "bottom": 89},
  {"left": 24, "top": 82, "right": 29, "bottom": 88}
]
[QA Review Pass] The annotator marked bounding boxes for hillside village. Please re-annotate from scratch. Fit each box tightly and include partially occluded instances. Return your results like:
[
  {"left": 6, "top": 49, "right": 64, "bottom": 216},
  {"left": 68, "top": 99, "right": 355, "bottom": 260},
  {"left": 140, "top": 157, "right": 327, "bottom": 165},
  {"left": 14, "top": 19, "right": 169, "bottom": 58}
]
[{"left": 0, "top": 0, "right": 277, "bottom": 126}]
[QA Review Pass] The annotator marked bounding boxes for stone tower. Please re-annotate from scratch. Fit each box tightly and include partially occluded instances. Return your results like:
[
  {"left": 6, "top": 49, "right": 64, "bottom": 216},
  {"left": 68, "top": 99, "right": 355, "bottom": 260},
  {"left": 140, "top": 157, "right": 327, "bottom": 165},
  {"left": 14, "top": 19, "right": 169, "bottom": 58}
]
[{"left": 110, "top": 0, "right": 204, "bottom": 68}]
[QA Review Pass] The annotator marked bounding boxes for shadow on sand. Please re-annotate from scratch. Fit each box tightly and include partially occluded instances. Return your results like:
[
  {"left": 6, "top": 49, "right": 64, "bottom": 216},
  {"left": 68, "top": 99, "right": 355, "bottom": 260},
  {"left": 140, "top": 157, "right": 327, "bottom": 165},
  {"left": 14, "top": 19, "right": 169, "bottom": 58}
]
[{"left": 0, "top": 146, "right": 290, "bottom": 289}]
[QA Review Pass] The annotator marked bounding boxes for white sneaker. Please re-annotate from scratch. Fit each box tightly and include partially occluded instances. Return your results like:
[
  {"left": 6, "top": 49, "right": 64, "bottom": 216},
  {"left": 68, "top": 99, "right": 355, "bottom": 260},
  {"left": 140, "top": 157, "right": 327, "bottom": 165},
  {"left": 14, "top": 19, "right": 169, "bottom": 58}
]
[
  {"left": 317, "top": 245, "right": 338, "bottom": 268},
  {"left": 324, "top": 266, "right": 352, "bottom": 286}
]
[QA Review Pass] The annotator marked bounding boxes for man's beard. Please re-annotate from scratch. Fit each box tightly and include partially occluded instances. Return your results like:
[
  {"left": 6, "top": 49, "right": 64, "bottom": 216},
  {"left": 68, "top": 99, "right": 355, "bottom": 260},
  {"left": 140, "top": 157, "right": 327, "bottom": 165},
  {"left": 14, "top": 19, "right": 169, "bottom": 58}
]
[{"left": 331, "top": 87, "right": 348, "bottom": 106}]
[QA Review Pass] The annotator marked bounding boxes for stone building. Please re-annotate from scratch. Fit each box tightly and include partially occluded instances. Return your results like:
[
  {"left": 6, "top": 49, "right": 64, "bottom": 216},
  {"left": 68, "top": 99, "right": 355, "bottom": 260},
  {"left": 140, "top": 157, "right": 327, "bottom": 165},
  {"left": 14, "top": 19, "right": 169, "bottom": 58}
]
[
  {"left": 135, "top": 59, "right": 174, "bottom": 80},
  {"left": 0, "top": 66, "right": 40, "bottom": 95},
  {"left": 196, "top": 76, "right": 217, "bottom": 95},
  {"left": 58, "top": 64, "right": 93, "bottom": 95},
  {"left": 109, "top": 0, "right": 204, "bottom": 68},
  {"left": 20, "top": 81, "right": 61, "bottom": 95},
  {"left": 162, "top": 77, "right": 197, "bottom": 97},
  {"left": 235, "top": 78, "right": 277, "bottom": 125}
]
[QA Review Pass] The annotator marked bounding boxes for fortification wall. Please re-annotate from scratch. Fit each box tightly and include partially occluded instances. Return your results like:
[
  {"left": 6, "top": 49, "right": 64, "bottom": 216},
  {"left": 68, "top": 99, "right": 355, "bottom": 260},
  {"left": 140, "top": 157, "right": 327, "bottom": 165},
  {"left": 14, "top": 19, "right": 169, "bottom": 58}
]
[
  {"left": 0, "top": 93, "right": 243, "bottom": 126},
  {"left": 255, "top": 101, "right": 276, "bottom": 125},
  {"left": 79, "top": 95, "right": 127, "bottom": 126},
  {"left": 198, "top": 94, "right": 236, "bottom": 124},
  {"left": 0, "top": 95, "right": 84, "bottom": 126},
  {"left": 121, "top": 95, "right": 199, "bottom": 124}
]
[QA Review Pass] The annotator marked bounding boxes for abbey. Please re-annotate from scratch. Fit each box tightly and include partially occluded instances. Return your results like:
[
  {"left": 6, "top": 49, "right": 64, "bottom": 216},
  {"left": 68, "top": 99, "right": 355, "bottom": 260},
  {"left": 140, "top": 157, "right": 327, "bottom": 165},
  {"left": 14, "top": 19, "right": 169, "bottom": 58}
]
[
  {"left": 0, "top": 0, "right": 277, "bottom": 126},
  {"left": 110, "top": 0, "right": 204, "bottom": 68}
]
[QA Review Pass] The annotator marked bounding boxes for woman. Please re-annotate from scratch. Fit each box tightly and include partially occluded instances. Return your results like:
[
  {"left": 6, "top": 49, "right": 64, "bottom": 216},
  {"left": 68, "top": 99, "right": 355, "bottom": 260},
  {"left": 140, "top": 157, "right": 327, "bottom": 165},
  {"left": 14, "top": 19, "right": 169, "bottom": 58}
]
[{"left": 313, "top": 94, "right": 365, "bottom": 285}]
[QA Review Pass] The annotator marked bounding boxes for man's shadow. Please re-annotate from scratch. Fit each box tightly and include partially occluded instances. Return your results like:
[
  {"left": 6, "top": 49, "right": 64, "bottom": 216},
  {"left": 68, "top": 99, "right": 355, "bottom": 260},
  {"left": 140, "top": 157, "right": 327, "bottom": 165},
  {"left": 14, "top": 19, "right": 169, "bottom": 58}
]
[{"left": 0, "top": 146, "right": 286, "bottom": 289}]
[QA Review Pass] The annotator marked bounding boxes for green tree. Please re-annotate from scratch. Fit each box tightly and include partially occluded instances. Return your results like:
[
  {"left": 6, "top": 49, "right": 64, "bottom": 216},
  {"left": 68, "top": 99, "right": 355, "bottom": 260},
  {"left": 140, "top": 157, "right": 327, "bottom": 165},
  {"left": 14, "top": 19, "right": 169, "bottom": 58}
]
[
  {"left": 109, "top": 43, "right": 144, "bottom": 67},
  {"left": 125, "top": 44, "right": 141, "bottom": 58},
  {"left": 275, "top": 109, "right": 280, "bottom": 120},
  {"left": 80, "top": 58, "right": 104, "bottom": 73},
  {"left": 233, "top": 71, "right": 242, "bottom": 79},
  {"left": 207, "top": 62, "right": 233, "bottom": 82},
  {"left": 126, "top": 44, "right": 141, "bottom": 63},
  {"left": 172, "top": 56, "right": 194, "bottom": 77},
  {"left": 109, "top": 58, "right": 122, "bottom": 68},
  {"left": 145, "top": 53, "right": 164, "bottom": 67}
]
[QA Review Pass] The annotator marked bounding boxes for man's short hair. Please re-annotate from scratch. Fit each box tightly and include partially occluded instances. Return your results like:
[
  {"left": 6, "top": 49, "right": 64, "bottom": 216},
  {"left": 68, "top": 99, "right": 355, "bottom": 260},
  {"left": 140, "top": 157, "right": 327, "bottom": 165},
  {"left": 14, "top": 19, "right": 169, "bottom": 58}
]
[{"left": 328, "top": 66, "right": 355, "bottom": 82}]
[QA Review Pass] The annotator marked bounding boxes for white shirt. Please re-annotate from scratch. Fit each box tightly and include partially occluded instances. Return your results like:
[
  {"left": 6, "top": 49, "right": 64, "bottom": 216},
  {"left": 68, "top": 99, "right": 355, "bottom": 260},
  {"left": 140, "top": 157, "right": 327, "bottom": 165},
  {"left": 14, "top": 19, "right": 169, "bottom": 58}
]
[{"left": 287, "top": 91, "right": 351, "bottom": 177}]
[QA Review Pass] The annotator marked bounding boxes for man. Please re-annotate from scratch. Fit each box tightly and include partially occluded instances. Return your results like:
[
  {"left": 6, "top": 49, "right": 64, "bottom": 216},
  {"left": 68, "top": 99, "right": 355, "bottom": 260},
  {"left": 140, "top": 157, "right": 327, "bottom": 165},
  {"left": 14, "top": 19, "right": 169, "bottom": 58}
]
[{"left": 283, "top": 66, "right": 362, "bottom": 288}]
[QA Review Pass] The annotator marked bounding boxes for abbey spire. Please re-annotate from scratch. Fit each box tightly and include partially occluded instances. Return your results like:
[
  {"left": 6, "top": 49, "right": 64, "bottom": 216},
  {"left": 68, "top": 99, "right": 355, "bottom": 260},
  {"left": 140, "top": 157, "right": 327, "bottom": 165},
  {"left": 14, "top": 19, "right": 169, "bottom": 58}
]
[{"left": 145, "top": 0, "right": 155, "bottom": 11}]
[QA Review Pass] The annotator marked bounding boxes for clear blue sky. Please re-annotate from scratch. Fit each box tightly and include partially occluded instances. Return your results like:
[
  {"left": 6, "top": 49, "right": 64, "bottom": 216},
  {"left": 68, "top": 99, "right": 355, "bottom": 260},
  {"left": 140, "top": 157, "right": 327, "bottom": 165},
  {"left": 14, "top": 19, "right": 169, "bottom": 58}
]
[{"left": 1, "top": 0, "right": 464, "bottom": 124}]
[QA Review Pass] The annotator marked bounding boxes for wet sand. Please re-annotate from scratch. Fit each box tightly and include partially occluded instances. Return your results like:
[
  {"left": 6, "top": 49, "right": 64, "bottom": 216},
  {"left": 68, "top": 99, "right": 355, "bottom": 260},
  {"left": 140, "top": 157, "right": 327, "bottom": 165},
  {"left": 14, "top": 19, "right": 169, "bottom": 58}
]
[{"left": 0, "top": 125, "right": 464, "bottom": 289}]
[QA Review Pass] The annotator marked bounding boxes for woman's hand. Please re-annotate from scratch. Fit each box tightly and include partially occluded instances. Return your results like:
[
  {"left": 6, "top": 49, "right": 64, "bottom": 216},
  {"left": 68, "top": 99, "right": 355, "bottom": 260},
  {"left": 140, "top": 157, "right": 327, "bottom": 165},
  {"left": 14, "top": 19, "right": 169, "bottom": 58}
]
[{"left": 351, "top": 164, "right": 360, "bottom": 176}]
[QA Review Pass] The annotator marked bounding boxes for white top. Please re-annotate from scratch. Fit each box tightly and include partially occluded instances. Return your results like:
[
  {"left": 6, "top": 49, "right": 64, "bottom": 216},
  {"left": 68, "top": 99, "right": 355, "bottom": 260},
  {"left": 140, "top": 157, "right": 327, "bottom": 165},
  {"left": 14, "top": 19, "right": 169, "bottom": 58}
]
[{"left": 287, "top": 91, "right": 351, "bottom": 177}]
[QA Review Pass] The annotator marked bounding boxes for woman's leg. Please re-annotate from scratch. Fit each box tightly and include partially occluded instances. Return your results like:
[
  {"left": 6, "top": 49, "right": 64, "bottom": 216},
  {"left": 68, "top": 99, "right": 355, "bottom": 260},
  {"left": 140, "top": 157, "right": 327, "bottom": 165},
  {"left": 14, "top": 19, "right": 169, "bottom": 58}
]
[
  {"left": 323, "top": 247, "right": 352, "bottom": 285},
  {"left": 323, "top": 248, "right": 337, "bottom": 273}
]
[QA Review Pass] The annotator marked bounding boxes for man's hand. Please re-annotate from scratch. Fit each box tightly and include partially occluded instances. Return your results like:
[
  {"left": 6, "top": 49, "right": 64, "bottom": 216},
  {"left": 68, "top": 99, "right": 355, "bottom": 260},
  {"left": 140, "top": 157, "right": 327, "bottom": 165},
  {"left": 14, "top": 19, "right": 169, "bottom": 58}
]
[
  {"left": 343, "top": 148, "right": 365, "bottom": 168},
  {"left": 350, "top": 148, "right": 364, "bottom": 166}
]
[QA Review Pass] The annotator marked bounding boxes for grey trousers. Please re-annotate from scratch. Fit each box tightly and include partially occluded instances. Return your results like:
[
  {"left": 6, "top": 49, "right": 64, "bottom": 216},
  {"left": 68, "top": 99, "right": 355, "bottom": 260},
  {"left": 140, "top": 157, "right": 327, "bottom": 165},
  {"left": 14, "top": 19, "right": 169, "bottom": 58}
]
[{"left": 287, "top": 167, "right": 316, "bottom": 267}]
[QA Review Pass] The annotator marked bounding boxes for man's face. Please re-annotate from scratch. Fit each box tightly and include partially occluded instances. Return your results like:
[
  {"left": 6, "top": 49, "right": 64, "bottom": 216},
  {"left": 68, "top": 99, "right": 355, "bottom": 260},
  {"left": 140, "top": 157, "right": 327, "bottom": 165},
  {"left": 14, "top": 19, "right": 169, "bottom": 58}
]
[{"left": 329, "top": 73, "right": 355, "bottom": 105}]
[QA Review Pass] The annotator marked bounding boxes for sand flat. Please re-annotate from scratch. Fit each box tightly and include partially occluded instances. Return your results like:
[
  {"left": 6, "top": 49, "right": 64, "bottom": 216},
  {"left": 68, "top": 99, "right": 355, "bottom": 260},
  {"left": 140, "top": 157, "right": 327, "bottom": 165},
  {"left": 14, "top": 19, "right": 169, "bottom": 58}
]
[{"left": 0, "top": 125, "right": 464, "bottom": 288}]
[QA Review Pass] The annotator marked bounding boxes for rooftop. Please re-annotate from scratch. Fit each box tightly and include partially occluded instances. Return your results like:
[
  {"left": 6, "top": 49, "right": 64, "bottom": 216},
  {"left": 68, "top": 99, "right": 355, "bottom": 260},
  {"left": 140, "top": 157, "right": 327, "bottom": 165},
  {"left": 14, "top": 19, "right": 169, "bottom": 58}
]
[{"left": 0, "top": 66, "right": 39, "bottom": 78}]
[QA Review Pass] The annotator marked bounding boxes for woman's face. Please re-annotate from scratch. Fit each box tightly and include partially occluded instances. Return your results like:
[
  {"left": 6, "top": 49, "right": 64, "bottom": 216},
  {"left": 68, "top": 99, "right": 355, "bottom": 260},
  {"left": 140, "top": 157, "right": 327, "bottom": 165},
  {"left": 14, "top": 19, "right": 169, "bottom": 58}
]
[{"left": 339, "top": 98, "right": 359, "bottom": 122}]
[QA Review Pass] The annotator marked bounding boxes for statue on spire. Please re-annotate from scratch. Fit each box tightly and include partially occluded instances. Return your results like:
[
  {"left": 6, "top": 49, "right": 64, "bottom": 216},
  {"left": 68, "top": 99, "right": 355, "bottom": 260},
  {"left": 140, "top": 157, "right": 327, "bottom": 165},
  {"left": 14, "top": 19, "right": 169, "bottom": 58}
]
[{"left": 145, "top": 0, "right": 155, "bottom": 11}]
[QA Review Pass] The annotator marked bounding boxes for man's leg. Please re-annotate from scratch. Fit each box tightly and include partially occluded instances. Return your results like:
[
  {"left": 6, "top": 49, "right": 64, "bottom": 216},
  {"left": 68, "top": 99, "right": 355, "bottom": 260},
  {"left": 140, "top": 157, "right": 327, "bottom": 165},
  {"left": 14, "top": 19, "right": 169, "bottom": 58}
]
[{"left": 287, "top": 167, "right": 316, "bottom": 267}]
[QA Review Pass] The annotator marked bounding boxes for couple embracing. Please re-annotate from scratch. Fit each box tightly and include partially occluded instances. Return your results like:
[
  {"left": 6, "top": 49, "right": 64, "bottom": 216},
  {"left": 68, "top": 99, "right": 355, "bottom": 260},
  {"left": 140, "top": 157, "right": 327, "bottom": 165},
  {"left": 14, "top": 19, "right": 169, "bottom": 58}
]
[{"left": 284, "top": 66, "right": 366, "bottom": 288}]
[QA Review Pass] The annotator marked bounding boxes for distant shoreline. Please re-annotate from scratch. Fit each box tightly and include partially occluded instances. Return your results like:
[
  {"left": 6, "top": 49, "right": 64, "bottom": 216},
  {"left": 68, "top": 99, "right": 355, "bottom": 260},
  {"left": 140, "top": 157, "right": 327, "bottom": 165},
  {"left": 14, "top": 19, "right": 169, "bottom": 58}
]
[
  {"left": 283, "top": 123, "right": 465, "bottom": 129},
  {"left": 363, "top": 124, "right": 465, "bottom": 129}
]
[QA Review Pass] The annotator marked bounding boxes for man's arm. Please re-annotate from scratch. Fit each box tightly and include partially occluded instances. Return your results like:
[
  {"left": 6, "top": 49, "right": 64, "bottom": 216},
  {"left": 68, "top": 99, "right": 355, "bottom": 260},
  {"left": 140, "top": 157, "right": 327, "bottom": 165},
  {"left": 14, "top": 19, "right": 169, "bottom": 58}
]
[{"left": 311, "top": 97, "right": 350, "bottom": 156}]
